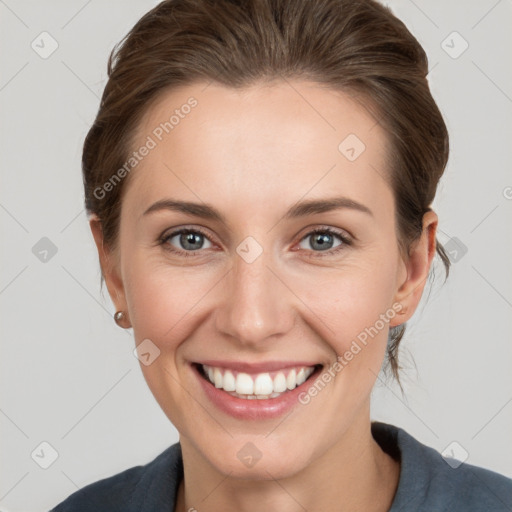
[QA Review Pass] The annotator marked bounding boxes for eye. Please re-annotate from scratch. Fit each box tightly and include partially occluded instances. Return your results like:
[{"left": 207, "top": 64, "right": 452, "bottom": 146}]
[
  {"left": 159, "top": 226, "right": 352, "bottom": 258},
  {"left": 160, "top": 228, "right": 213, "bottom": 255},
  {"left": 297, "top": 227, "right": 351, "bottom": 256}
]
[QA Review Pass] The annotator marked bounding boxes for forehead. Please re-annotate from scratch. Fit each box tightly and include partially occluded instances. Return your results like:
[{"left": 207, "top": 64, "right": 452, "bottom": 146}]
[{"left": 124, "top": 80, "right": 391, "bottom": 217}]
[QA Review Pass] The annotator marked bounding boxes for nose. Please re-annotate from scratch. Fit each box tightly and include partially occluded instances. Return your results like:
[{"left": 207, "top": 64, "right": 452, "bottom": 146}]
[{"left": 214, "top": 249, "right": 296, "bottom": 348}]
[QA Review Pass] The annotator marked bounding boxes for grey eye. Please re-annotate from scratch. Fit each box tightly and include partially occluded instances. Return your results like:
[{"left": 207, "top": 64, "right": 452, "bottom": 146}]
[
  {"left": 167, "top": 231, "right": 213, "bottom": 251},
  {"left": 298, "top": 231, "right": 343, "bottom": 251}
]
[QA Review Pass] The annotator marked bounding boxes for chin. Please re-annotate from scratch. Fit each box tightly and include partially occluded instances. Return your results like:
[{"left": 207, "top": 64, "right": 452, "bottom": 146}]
[{"left": 192, "top": 433, "right": 315, "bottom": 481}]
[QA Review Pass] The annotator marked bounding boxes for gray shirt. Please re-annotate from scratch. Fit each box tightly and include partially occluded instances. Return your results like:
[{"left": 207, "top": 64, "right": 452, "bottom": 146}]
[{"left": 51, "top": 421, "right": 512, "bottom": 511}]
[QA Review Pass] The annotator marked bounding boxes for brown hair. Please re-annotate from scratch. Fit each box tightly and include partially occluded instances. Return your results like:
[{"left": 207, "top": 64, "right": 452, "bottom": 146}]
[{"left": 83, "top": 0, "right": 450, "bottom": 385}]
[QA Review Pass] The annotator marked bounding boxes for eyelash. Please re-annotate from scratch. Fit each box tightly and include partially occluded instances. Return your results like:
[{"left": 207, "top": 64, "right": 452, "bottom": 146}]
[{"left": 159, "top": 226, "right": 353, "bottom": 259}]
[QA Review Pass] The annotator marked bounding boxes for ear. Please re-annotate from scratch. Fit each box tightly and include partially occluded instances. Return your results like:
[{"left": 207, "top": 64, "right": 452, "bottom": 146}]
[
  {"left": 389, "top": 210, "right": 438, "bottom": 327},
  {"left": 89, "top": 215, "right": 131, "bottom": 328}
]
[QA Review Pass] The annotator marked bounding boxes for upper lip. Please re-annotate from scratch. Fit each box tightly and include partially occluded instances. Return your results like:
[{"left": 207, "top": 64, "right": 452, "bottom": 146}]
[{"left": 194, "top": 360, "right": 321, "bottom": 373}]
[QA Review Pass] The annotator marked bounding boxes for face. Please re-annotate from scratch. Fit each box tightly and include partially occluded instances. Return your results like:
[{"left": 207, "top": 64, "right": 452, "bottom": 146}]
[{"left": 94, "top": 80, "right": 434, "bottom": 479}]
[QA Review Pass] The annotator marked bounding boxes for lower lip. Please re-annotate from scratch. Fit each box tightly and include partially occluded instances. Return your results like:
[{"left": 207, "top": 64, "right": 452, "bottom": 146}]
[{"left": 192, "top": 364, "right": 321, "bottom": 420}]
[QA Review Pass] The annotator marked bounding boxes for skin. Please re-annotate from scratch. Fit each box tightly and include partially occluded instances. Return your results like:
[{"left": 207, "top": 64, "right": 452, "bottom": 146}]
[{"left": 91, "top": 80, "right": 438, "bottom": 512}]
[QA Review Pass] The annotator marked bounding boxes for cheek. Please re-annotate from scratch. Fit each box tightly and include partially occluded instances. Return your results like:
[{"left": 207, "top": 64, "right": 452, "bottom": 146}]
[
  {"left": 123, "top": 252, "right": 220, "bottom": 346},
  {"left": 292, "top": 259, "right": 398, "bottom": 346},
  {"left": 285, "top": 256, "right": 399, "bottom": 405}
]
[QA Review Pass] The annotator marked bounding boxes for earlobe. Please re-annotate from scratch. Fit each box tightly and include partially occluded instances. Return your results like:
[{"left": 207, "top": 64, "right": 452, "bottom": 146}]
[
  {"left": 389, "top": 210, "right": 438, "bottom": 327},
  {"left": 89, "top": 215, "right": 130, "bottom": 326}
]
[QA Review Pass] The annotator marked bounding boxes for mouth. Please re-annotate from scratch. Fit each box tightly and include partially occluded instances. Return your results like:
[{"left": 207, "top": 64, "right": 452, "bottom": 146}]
[{"left": 193, "top": 362, "right": 322, "bottom": 400}]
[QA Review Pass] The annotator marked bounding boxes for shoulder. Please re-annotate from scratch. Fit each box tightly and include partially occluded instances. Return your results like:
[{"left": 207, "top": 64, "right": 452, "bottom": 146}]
[
  {"left": 372, "top": 421, "right": 512, "bottom": 512},
  {"left": 421, "top": 450, "right": 512, "bottom": 511},
  {"left": 50, "top": 443, "right": 183, "bottom": 512}
]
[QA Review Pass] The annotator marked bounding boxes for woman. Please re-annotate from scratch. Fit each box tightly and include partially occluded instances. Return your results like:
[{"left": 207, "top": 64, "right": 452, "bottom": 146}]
[{"left": 52, "top": 0, "right": 512, "bottom": 510}]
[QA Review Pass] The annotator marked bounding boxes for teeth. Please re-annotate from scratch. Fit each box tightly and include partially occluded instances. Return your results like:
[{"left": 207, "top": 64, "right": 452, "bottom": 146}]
[
  {"left": 227, "top": 391, "right": 284, "bottom": 400},
  {"left": 223, "top": 370, "right": 236, "bottom": 392},
  {"left": 236, "top": 373, "right": 254, "bottom": 394},
  {"left": 254, "top": 373, "right": 273, "bottom": 395},
  {"left": 202, "top": 364, "right": 317, "bottom": 398},
  {"left": 296, "top": 368, "right": 306, "bottom": 386},
  {"left": 214, "top": 368, "right": 223, "bottom": 388},
  {"left": 286, "top": 369, "right": 296, "bottom": 390},
  {"left": 273, "top": 372, "right": 287, "bottom": 393}
]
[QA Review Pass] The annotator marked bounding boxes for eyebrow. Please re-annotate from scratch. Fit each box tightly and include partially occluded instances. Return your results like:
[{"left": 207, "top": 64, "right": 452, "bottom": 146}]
[{"left": 142, "top": 196, "right": 373, "bottom": 222}]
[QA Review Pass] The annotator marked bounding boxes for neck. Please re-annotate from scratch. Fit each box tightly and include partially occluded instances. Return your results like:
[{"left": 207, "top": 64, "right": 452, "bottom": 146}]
[{"left": 175, "top": 411, "right": 400, "bottom": 512}]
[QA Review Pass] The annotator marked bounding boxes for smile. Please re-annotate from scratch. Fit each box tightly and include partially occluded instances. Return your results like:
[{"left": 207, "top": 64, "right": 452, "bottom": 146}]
[
  {"left": 200, "top": 364, "right": 317, "bottom": 399},
  {"left": 192, "top": 361, "right": 323, "bottom": 419}
]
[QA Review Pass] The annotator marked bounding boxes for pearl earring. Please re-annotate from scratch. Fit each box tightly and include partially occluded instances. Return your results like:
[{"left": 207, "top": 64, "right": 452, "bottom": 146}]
[{"left": 114, "top": 311, "right": 125, "bottom": 326}]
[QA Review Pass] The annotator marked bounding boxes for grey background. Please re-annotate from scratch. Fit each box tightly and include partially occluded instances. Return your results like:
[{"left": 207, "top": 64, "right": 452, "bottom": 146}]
[{"left": 1, "top": 0, "right": 511, "bottom": 510}]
